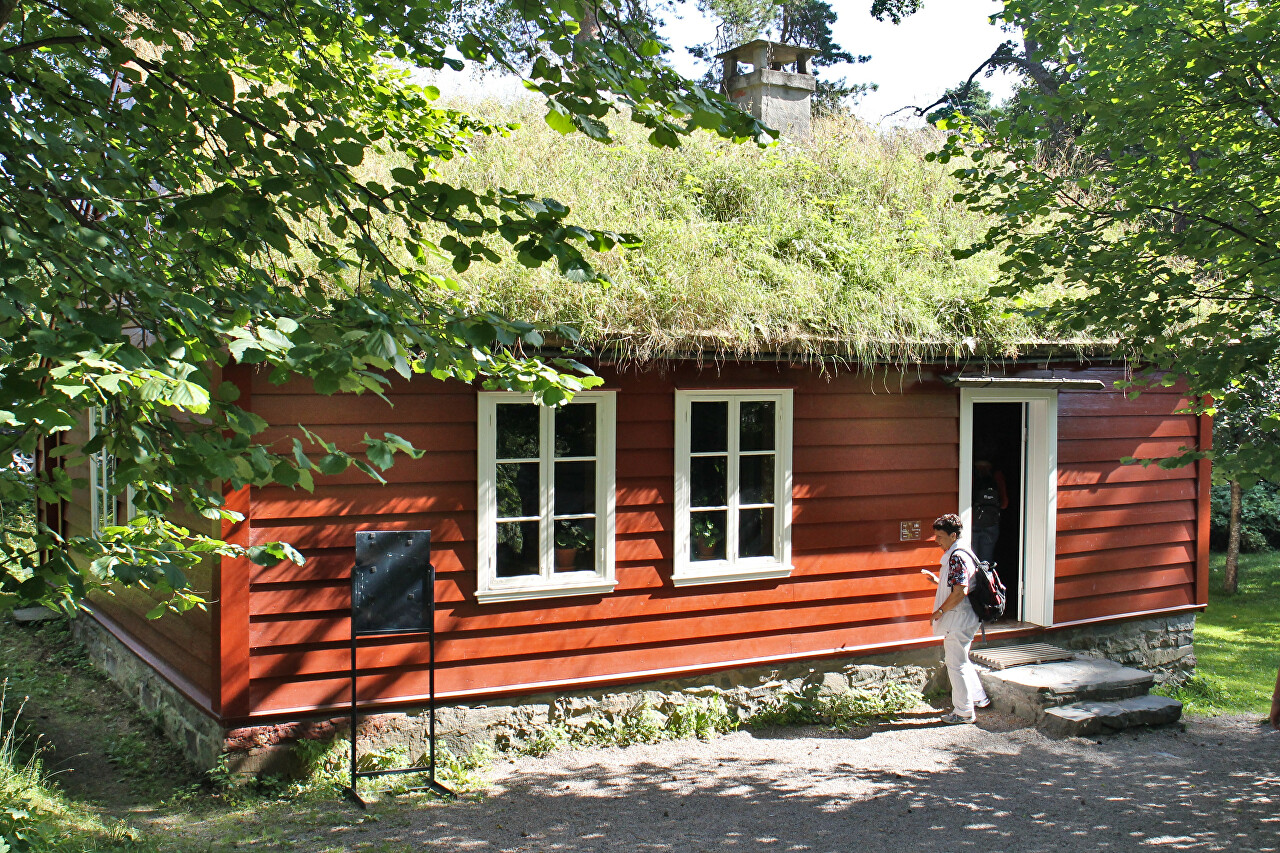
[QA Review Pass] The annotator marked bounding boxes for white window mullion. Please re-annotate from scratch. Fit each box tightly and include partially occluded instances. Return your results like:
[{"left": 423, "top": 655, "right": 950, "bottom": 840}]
[
  {"left": 774, "top": 399, "right": 786, "bottom": 561},
  {"left": 726, "top": 398, "right": 740, "bottom": 567},
  {"left": 539, "top": 405, "right": 555, "bottom": 581}
]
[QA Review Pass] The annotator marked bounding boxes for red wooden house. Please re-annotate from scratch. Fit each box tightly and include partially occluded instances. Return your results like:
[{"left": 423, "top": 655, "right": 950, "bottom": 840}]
[
  {"left": 62, "top": 354, "right": 1209, "bottom": 766},
  {"left": 50, "top": 58, "right": 1211, "bottom": 765}
]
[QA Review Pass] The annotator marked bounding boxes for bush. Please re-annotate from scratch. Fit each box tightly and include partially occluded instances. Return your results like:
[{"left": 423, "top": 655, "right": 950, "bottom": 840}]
[{"left": 1209, "top": 481, "right": 1280, "bottom": 552}]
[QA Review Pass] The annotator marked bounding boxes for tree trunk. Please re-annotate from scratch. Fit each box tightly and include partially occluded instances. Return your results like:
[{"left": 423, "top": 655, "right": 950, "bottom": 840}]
[{"left": 1224, "top": 479, "right": 1242, "bottom": 594}]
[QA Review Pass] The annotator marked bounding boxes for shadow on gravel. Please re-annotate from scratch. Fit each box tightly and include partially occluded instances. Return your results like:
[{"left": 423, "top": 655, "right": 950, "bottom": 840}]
[{"left": 355, "top": 721, "right": 1279, "bottom": 853}]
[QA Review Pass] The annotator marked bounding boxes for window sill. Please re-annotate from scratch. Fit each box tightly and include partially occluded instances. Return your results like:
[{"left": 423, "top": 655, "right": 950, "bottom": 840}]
[
  {"left": 671, "top": 564, "right": 793, "bottom": 588},
  {"left": 475, "top": 579, "right": 618, "bottom": 604}
]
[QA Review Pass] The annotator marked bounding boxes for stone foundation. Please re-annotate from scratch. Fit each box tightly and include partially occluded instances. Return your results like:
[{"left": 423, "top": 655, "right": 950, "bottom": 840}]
[
  {"left": 1049, "top": 613, "right": 1197, "bottom": 685},
  {"left": 74, "top": 611, "right": 1197, "bottom": 772},
  {"left": 71, "top": 616, "right": 225, "bottom": 769}
]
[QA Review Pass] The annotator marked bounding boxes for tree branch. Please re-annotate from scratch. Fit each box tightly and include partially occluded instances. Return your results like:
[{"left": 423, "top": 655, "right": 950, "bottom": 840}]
[{"left": 4, "top": 33, "right": 87, "bottom": 55}]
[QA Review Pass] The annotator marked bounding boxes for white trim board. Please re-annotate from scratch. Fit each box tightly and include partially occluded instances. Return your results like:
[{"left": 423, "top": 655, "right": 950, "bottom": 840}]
[{"left": 959, "top": 388, "right": 1058, "bottom": 627}]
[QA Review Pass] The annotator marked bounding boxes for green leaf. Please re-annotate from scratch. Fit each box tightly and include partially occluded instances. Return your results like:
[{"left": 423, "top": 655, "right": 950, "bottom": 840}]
[
  {"left": 545, "top": 105, "right": 576, "bottom": 135},
  {"left": 336, "top": 140, "right": 365, "bottom": 166}
]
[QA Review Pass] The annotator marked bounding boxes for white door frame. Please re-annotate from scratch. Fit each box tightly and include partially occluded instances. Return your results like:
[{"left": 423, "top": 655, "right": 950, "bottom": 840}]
[{"left": 959, "top": 388, "right": 1058, "bottom": 627}]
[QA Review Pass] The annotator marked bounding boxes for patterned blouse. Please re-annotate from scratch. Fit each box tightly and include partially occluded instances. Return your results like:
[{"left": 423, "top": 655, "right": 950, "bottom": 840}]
[{"left": 946, "top": 549, "right": 971, "bottom": 589}]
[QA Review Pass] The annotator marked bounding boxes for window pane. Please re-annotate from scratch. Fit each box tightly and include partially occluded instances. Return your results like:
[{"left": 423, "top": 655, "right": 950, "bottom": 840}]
[
  {"left": 554, "top": 518, "right": 596, "bottom": 573},
  {"left": 740, "top": 401, "right": 775, "bottom": 451},
  {"left": 739, "top": 454, "right": 775, "bottom": 505},
  {"left": 496, "top": 521, "right": 541, "bottom": 577},
  {"left": 690, "top": 401, "right": 728, "bottom": 453},
  {"left": 497, "top": 462, "right": 540, "bottom": 519},
  {"left": 555, "top": 403, "right": 596, "bottom": 458},
  {"left": 496, "top": 403, "right": 539, "bottom": 459},
  {"left": 690, "top": 510, "right": 726, "bottom": 562},
  {"left": 739, "top": 507, "right": 775, "bottom": 559},
  {"left": 690, "top": 456, "right": 727, "bottom": 508},
  {"left": 554, "top": 460, "right": 596, "bottom": 516}
]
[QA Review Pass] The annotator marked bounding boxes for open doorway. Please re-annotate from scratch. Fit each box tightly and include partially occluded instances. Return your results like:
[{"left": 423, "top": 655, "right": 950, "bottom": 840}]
[
  {"left": 959, "top": 387, "right": 1058, "bottom": 628},
  {"left": 971, "top": 403, "right": 1024, "bottom": 622}
]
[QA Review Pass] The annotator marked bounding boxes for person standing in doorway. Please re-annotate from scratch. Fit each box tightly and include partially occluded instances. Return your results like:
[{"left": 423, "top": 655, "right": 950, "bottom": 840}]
[
  {"left": 921, "top": 513, "right": 990, "bottom": 724},
  {"left": 971, "top": 458, "right": 1008, "bottom": 565}
]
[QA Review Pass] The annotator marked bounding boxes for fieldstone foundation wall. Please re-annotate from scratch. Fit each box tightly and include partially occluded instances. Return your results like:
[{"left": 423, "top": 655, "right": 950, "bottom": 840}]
[
  {"left": 72, "top": 610, "right": 1198, "bottom": 772},
  {"left": 71, "top": 616, "right": 225, "bottom": 769},
  {"left": 1047, "top": 612, "right": 1197, "bottom": 684}
]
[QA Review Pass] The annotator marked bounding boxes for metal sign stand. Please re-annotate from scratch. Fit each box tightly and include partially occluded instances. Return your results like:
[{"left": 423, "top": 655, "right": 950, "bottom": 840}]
[{"left": 343, "top": 530, "right": 454, "bottom": 808}]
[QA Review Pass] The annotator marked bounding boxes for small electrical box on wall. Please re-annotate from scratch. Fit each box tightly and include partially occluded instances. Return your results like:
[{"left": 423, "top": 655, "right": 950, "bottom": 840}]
[{"left": 899, "top": 521, "right": 921, "bottom": 541}]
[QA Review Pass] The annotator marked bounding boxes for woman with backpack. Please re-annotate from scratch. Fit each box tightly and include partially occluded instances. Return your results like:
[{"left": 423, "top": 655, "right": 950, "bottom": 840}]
[{"left": 922, "top": 513, "right": 991, "bottom": 724}]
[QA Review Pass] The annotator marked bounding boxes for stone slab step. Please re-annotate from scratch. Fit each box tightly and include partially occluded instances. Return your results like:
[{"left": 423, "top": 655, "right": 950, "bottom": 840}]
[
  {"left": 977, "top": 658, "right": 1155, "bottom": 722},
  {"left": 1041, "top": 695, "right": 1183, "bottom": 737}
]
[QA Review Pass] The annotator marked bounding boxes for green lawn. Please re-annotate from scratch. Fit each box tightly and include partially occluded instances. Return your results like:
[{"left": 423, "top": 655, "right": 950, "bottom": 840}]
[{"left": 1164, "top": 551, "right": 1280, "bottom": 716}]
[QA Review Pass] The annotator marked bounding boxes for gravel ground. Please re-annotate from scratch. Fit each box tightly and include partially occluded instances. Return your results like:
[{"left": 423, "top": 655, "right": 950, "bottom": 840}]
[{"left": 329, "top": 712, "right": 1280, "bottom": 853}]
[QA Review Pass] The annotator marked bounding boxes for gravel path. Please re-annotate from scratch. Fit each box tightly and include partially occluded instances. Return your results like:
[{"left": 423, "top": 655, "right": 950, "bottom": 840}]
[{"left": 334, "top": 712, "right": 1280, "bottom": 853}]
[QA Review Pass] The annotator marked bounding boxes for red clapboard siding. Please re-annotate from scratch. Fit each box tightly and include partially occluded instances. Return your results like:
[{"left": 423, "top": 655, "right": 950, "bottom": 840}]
[
  {"left": 1056, "top": 520, "right": 1196, "bottom": 555},
  {"left": 795, "top": 469, "right": 955, "bottom": 500},
  {"left": 1057, "top": 500, "right": 1196, "bottom": 532},
  {"left": 1056, "top": 479, "right": 1198, "bottom": 509},
  {"left": 1055, "top": 542, "right": 1195, "bottom": 578},
  {"left": 90, "top": 594, "right": 214, "bottom": 694},
  {"left": 253, "top": 392, "right": 478, "bottom": 425},
  {"left": 249, "top": 568, "right": 935, "bottom": 626},
  {"left": 250, "top": 593, "right": 935, "bottom": 677},
  {"left": 796, "top": 418, "right": 956, "bottom": 447},
  {"left": 247, "top": 619, "right": 934, "bottom": 714},
  {"left": 213, "top": 361, "right": 1211, "bottom": 721},
  {"left": 253, "top": 482, "right": 474, "bottom": 520},
  {"left": 1054, "top": 586, "right": 1195, "bottom": 624},
  {"left": 795, "top": 494, "right": 957, "bottom": 526},
  {"left": 794, "top": 444, "right": 958, "bottom": 473},
  {"left": 1051, "top": 372, "right": 1204, "bottom": 624},
  {"left": 1055, "top": 564, "right": 1195, "bottom": 601},
  {"left": 1057, "top": 462, "right": 1195, "bottom": 487},
  {"left": 257, "top": 423, "right": 475, "bottom": 455},
  {"left": 1058, "top": 416, "right": 1197, "bottom": 441},
  {"left": 794, "top": 393, "right": 957, "bottom": 420},
  {"left": 1058, "top": 438, "right": 1197, "bottom": 465}
]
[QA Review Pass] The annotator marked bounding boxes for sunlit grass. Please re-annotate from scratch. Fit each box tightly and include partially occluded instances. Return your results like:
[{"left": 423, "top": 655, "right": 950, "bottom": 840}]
[
  {"left": 1160, "top": 551, "right": 1280, "bottom": 716},
  {"left": 0, "top": 679, "right": 153, "bottom": 852}
]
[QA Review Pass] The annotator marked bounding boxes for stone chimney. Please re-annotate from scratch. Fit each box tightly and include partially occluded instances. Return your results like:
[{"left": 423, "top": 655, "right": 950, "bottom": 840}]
[{"left": 717, "top": 39, "right": 819, "bottom": 140}]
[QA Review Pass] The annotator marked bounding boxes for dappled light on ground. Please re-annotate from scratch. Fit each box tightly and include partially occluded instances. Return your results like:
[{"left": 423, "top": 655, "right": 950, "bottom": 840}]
[{"left": 153, "top": 715, "right": 1279, "bottom": 852}]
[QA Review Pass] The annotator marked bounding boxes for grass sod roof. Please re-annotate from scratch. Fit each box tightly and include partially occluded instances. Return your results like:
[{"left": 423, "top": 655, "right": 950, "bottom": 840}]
[{"left": 407, "top": 100, "right": 1106, "bottom": 367}]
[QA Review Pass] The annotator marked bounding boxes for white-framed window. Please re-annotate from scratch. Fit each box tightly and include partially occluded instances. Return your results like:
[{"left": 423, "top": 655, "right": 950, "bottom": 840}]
[
  {"left": 674, "top": 389, "right": 793, "bottom": 586},
  {"left": 476, "top": 391, "right": 617, "bottom": 603},
  {"left": 88, "top": 407, "right": 135, "bottom": 536}
]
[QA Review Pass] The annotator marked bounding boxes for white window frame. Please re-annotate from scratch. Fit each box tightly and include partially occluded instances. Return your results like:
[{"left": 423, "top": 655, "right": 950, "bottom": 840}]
[
  {"left": 959, "top": 388, "right": 1058, "bottom": 627},
  {"left": 476, "top": 391, "right": 617, "bottom": 603},
  {"left": 88, "top": 407, "right": 135, "bottom": 536},
  {"left": 673, "top": 389, "right": 793, "bottom": 587}
]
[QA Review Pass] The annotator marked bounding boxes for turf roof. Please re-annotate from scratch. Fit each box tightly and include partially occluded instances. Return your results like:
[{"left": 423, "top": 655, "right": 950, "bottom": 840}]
[{"left": 423, "top": 100, "right": 1103, "bottom": 366}]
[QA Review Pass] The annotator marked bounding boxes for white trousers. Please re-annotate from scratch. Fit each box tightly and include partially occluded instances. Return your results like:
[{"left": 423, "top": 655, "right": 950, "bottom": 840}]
[{"left": 943, "top": 622, "right": 989, "bottom": 718}]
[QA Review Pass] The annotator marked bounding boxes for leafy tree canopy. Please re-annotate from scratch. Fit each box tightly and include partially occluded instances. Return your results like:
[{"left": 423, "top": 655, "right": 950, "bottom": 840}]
[
  {"left": 925, "top": 81, "right": 999, "bottom": 130},
  {"left": 0, "top": 0, "right": 768, "bottom": 613},
  {"left": 933, "top": 0, "right": 1280, "bottom": 476}
]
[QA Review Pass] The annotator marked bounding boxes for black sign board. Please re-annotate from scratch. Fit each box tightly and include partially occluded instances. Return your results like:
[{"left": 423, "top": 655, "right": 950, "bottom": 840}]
[
  {"left": 352, "top": 530, "right": 431, "bottom": 636},
  {"left": 345, "top": 529, "right": 451, "bottom": 806}
]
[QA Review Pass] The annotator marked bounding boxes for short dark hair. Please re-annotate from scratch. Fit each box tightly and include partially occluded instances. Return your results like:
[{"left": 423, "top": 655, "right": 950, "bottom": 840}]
[{"left": 933, "top": 514, "right": 962, "bottom": 536}]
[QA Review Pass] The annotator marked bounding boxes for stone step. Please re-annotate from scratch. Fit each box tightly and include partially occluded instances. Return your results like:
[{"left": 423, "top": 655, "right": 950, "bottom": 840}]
[
  {"left": 977, "top": 657, "right": 1155, "bottom": 722},
  {"left": 1041, "top": 695, "right": 1183, "bottom": 738}
]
